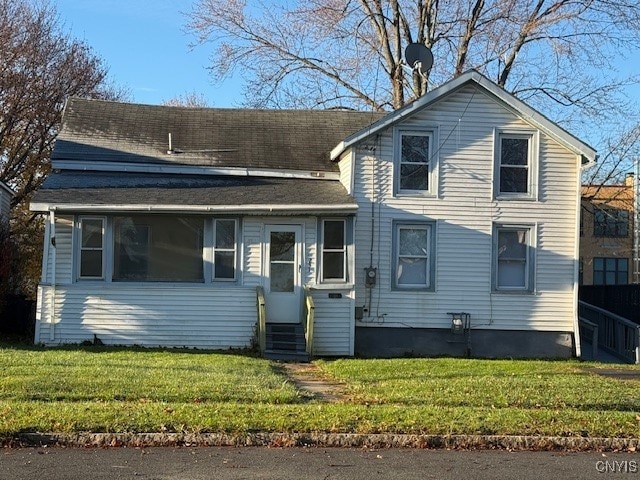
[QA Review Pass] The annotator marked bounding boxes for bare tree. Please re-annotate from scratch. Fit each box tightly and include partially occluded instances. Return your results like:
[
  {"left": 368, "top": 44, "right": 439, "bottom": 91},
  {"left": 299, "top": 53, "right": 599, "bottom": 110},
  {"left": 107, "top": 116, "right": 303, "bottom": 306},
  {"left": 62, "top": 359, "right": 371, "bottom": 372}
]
[
  {"left": 0, "top": 0, "right": 127, "bottom": 296},
  {"left": 163, "top": 91, "right": 210, "bottom": 107},
  {"left": 186, "top": 0, "right": 640, "bottom": 118},
  {"left": 0, "top": 0, "right": 125, "bottom": 210}
]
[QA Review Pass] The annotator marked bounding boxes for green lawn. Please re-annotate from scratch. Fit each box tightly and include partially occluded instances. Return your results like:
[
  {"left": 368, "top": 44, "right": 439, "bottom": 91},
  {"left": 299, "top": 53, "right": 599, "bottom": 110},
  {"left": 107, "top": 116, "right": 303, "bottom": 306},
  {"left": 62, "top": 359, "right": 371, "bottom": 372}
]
[{"left": 1, "top": 343, "right": 639, "bottom": 438}]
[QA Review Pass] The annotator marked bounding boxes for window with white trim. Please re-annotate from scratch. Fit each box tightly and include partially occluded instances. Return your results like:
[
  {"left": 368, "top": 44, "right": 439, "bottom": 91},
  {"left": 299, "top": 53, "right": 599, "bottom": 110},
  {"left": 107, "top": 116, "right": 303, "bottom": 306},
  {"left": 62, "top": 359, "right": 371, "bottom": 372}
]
[
  {"left": 393, "top": 222, "right": 435, "bottom": 289},
  {"left": 321, "top": 219, "right": 346, "bottom": 282},
  {"left": 493, "top": 225, "right": 535, "bottom": 292},
  {"left": 78, "top": 217, "right": 105, "bottom": 279},
  {"left": 495, "top": 131, "right": 537, "bottom": 198},
  {"left": 213, "top": 219, "right": 237, "bottom": 281},
  {"left": 395, "top": 129, "right": 434, "bottom": 195}
]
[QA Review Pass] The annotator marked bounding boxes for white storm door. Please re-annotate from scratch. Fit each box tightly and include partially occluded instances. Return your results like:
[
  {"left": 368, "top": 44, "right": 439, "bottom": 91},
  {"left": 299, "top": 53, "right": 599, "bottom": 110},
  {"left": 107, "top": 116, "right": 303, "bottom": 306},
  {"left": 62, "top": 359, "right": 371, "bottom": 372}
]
[{"left": 264, "top": 225, "right": 303, "bottom": 323}]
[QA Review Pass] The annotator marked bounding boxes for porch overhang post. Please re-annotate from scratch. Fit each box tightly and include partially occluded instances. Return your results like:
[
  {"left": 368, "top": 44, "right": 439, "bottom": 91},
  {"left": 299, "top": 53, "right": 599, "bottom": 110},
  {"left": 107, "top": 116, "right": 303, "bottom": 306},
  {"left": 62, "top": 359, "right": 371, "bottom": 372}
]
[{"left": 49, "top": 209, "right": 56, "bottom": 342}]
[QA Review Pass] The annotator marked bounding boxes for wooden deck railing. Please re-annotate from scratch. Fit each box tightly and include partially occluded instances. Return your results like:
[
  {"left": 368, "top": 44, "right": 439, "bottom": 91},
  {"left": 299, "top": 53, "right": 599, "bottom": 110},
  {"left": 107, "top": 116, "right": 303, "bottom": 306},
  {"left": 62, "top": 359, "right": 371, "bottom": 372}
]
[
  {"left": 578, "top": 301, "right": 640, "bottom": 364},
  {"left": 256, "top": 286, "right": 266, "bottom": 353},
  {"left": 304, "top": 287, "right": 315, "bottom": 358}
]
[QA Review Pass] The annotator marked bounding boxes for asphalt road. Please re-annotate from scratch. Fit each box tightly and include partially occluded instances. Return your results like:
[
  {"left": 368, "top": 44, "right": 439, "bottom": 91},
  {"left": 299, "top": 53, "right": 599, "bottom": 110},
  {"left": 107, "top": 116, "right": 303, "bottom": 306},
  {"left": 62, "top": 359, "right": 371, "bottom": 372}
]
[{"left": 1, "top": 446, "right": 637, "bottom": 479}]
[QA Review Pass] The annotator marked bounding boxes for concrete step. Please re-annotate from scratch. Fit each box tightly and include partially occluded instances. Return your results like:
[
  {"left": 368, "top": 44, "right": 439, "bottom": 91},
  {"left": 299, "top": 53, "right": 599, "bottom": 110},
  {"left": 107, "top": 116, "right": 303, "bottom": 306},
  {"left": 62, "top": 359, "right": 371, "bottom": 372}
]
[
  {"left": 264, "top": 349, "right": 309, "bottom": 362},
  {"left": 265, "top": 323, "right": 307, "bottom": 357}
]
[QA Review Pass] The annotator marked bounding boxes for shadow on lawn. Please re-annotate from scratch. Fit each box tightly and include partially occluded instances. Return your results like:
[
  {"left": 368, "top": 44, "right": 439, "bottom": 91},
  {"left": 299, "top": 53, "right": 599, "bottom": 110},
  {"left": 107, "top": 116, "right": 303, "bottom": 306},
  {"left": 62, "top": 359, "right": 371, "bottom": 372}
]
[{"left": 0, "top": 334, "right": 262, "bottom": 357}]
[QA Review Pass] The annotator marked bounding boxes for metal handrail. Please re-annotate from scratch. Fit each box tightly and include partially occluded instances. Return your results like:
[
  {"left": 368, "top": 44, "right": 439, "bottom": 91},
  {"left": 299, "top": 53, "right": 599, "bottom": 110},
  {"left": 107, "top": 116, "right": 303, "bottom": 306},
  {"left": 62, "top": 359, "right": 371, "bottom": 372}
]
[
  {"left": 304, "top": 287, "right": 315, "bottom": 358},
  {"left": 256, "top": 286, "right": 266, "bottom": 353},
  {"left": 578, "top": 316, "right": 599, "bottom": 361},
  {"left": 578, "top": 300, "right": 640, "bottom": 364}
]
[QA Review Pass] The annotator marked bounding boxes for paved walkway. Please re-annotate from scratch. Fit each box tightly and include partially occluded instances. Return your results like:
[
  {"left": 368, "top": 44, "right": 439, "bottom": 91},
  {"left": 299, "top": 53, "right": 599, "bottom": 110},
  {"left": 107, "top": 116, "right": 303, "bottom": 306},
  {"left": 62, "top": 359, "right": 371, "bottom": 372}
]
[{"left": 278, "top": 362, "right": 348, "bottom": 402}]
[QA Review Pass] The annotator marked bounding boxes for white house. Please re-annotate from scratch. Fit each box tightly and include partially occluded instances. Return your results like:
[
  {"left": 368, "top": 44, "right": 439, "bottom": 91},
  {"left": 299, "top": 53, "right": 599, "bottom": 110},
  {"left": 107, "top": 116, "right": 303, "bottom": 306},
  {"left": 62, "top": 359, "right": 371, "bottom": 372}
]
[{"left": 30, "top": 71, "right": 597, "bottom": 358}]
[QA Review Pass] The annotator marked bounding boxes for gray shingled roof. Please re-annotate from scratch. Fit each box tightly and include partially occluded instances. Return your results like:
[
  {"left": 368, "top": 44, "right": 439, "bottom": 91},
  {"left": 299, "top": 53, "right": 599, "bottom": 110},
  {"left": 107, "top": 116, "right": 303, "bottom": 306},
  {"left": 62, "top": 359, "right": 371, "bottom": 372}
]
[
  {"left": 54, "top": 98, "right": 385, "bottom": 172},
  {"left": 32, "top": 171, "right": 357, "bottom": 211}
]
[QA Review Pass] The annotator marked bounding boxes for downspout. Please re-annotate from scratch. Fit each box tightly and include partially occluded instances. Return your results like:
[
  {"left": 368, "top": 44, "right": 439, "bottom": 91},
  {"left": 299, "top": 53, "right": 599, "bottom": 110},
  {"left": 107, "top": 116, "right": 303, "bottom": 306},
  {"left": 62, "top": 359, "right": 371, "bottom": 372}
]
[
  {"left": 573, "top": 156, "right": 594, "bottom": 358},
  {"left": 49, "top": 210, "right": 56, "bottom": 342}
]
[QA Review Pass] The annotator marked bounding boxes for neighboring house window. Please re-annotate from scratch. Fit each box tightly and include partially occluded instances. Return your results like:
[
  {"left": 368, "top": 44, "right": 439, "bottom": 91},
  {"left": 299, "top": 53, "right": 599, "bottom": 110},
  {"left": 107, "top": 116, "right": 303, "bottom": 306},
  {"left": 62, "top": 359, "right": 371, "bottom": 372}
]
[
  {"left": 593, "top": 208, "right": 628, "bottom": 237},
  {"left": 593, "top": 257, "right": 628, "bottom": 285},
  {"left": 495, "top": 131, "right": 537, "bottom": 198},
  {"left": 78, "top": 217, "right": 105, "bottom": 279},
  {"left": 395, "top": 129, "right": 435, "bottom": 195},
  {"left": 321, "top": 219, "right": 346, "bottom": 282},
  {"left": 113, "top": 216, "right": 204, "bottom": 282},
  {"left": 213, "top": 219, "right": 237, "bottom": 281},
  {"left": 393, "top": 221, "right": 435, "bottom": 289},
  {"left": 493, "top": 225, "right": 534, "bottom": 292}
]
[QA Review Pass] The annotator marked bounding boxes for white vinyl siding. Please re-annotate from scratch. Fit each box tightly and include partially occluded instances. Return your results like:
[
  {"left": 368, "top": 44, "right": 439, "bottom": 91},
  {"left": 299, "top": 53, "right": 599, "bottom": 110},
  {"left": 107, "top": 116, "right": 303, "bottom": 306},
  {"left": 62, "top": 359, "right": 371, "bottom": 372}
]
[
  {"left": 352, "top": 84, "right": 579, "bottom": 332},
  {"left": 41, "top": 215, "right": 75, "bottom": 285},
  {"left": 35, "top": 284, "right": 257, "bottom": 348},
  {"left": 309, "top": 288, "right": 354, "bottom": 356},
  {"left": 37, "top": 214, "right": 356, "bottom": 355},
  {"left": 337, "top": 151, "right": 354, "bottom": 195}
]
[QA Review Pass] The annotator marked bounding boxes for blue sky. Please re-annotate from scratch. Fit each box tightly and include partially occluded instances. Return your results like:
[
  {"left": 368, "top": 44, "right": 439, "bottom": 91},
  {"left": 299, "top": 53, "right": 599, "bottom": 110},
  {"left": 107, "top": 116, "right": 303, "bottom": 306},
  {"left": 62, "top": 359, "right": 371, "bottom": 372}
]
[
  {"left": 56, "top": 0, "right": 638, "bottom": 115},
  {"left": 56, "top": 0, "right": 242, "bottom": 107}
]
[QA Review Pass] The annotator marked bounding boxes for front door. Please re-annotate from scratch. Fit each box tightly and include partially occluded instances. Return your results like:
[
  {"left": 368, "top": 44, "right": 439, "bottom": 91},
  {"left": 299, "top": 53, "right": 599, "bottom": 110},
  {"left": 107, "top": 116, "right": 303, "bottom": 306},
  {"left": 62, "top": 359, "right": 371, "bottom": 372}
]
[{"left": 264, "top": 225, "right": 303, "bottom": 323}]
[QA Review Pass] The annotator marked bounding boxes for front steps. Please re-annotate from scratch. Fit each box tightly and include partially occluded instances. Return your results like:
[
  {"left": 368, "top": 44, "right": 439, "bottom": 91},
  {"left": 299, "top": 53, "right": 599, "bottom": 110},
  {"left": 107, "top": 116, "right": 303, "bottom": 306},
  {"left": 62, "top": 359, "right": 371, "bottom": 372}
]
[{"left": 264, "top": 323, "right": 309, "bottom": 362}]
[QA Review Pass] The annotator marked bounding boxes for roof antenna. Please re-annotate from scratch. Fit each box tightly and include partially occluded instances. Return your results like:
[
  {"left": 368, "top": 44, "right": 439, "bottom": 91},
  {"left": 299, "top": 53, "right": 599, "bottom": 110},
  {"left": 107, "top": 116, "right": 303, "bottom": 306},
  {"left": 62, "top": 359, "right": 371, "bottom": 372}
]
[{"left": 404, "top": 43, "right": 433, "bottom": 79}]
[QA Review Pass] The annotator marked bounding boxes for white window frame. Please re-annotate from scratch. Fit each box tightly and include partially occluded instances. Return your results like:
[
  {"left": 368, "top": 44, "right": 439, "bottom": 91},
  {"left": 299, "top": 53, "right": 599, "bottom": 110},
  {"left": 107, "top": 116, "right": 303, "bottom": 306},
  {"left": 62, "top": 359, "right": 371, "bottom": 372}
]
[
  {"left": 493, "top": 224, "right": 536, "bottom": 293},
  {"left": 392, "top": 221, "right": 436, "bottom": 290},
  {"left": 494, "top": 129, "right": 539, "bottom": 200},
  {"left": 77, "top": 216, "right": 106, "bottom": 280},
  {"left": 394, "top": 127, "right": 437, "bottom": 196},
  {"left": 212, "top": 218, "right": 238, "bottom": 282},
  {"left": 320, "top": 219, "right": 347, "bottom": 283}
]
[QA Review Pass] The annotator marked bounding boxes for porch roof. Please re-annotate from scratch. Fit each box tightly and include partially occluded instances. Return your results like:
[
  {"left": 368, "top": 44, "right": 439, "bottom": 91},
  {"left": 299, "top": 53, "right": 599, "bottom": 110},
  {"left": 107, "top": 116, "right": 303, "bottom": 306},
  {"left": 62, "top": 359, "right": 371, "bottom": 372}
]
[{"left": 31, "top": 170, "right": 358, "bottom": 214}]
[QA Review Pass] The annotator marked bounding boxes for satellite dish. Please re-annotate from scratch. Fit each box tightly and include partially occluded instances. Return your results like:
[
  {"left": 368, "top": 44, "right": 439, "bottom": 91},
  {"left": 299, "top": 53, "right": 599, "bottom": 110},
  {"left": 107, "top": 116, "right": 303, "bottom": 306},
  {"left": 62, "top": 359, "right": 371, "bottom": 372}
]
[{"left": 405, "top": 43, "right": 433, "bottom": 75}]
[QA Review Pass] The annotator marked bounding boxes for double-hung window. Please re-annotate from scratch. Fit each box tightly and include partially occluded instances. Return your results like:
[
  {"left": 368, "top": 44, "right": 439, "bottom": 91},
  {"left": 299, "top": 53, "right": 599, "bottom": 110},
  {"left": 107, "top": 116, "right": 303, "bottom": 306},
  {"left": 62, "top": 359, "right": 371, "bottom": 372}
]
[
  {"left": 393, "top": 222, "right": 435, "bottom": 290},
  {"left": 78, "top": 217, "right": 105, "bottom": 279},
  {"left": 495, "top": 131, "right": 537, "bottom": 199},
  {"left": 213, "top": 219, "right": 237, "bottom": 281},
  {"left": 493, "top": 225, "right": 535, "bottom": 292},
  {"left": 321, "top": 219, "right": 346, "bottom": 282},
  {"left": 395, "top": 129, "right": 435, "bottom": 195}
]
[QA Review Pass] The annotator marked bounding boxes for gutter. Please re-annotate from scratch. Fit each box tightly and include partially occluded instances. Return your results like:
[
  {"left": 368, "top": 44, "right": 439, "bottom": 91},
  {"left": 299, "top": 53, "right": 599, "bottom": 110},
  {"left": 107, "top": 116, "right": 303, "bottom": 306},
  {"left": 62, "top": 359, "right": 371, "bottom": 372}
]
[{"left": 30, "top": 203, "right": 359, "bottom": 214}]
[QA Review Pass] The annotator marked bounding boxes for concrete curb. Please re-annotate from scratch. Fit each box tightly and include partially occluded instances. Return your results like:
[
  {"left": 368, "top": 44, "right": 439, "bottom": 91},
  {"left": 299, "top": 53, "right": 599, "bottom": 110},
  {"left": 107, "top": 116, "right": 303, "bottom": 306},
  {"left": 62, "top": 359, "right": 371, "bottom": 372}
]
[{"left": 5, "top": 432, "right": 639, "bottom": 452}]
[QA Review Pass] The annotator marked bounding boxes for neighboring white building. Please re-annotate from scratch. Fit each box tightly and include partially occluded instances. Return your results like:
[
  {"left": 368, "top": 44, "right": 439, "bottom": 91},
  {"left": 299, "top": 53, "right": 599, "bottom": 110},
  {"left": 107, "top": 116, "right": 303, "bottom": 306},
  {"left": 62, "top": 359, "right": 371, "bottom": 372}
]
[{"left": 30, "top": 71, "right": 597, "bottom": 358}]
